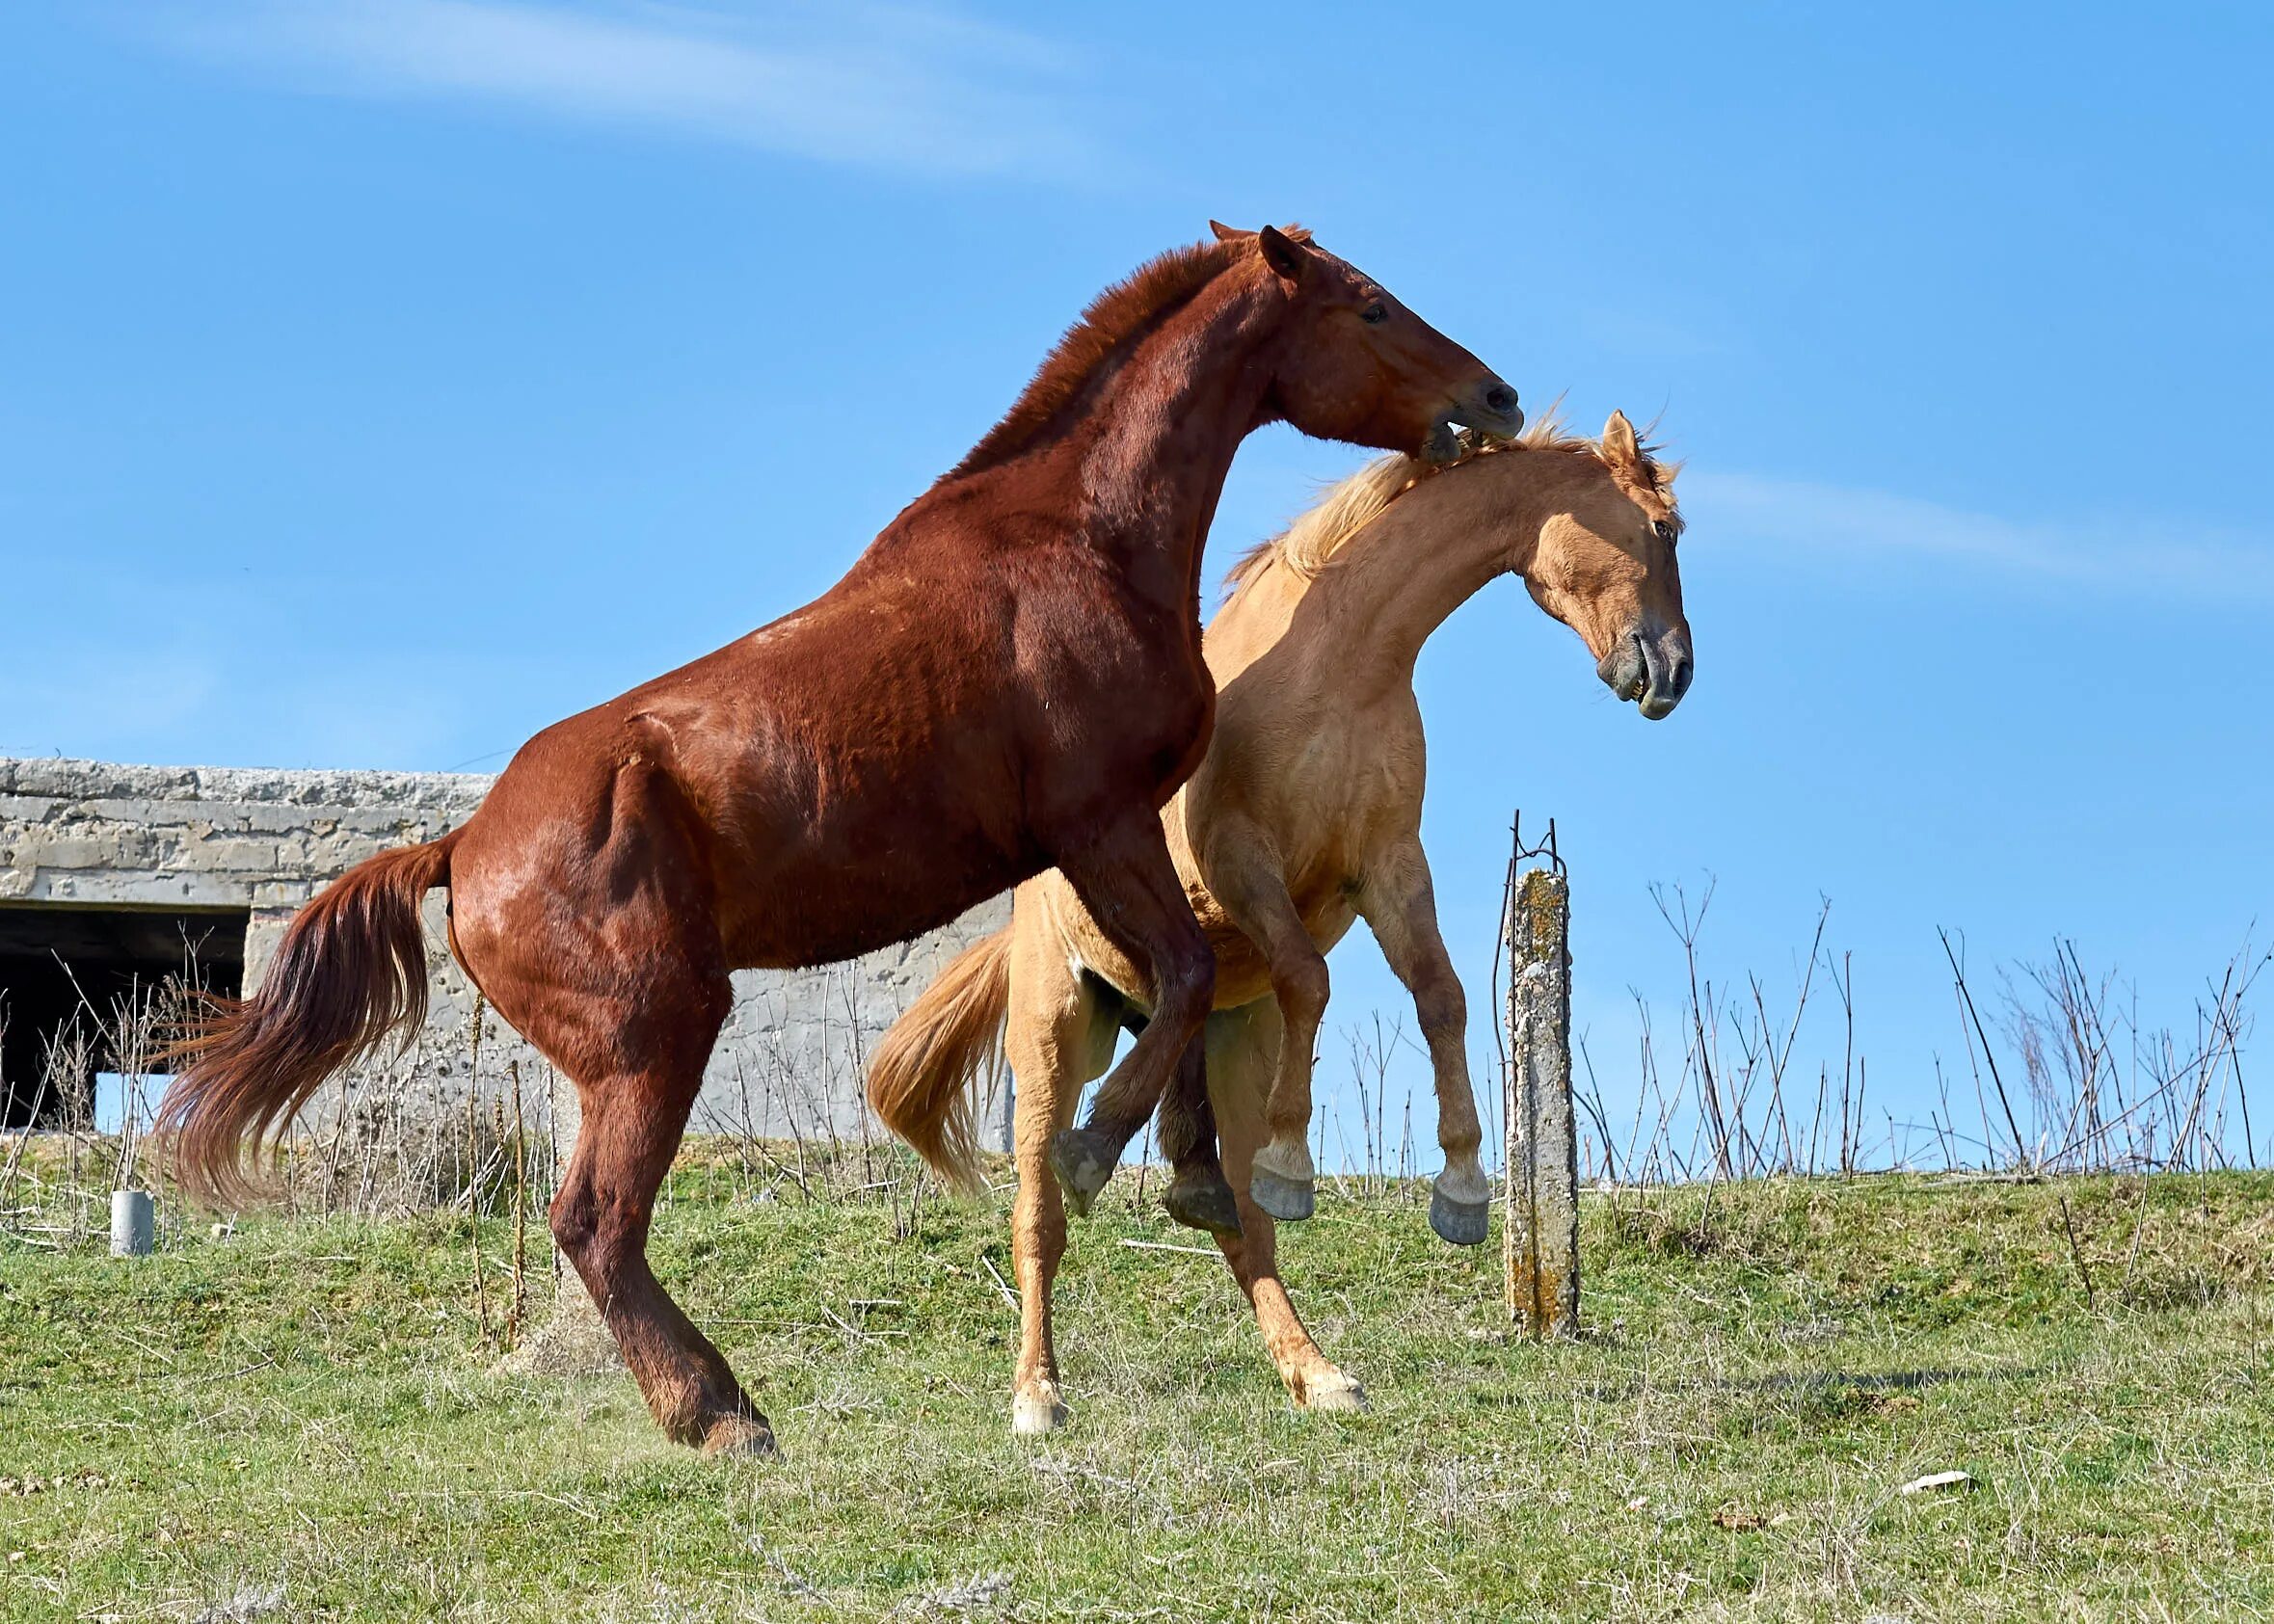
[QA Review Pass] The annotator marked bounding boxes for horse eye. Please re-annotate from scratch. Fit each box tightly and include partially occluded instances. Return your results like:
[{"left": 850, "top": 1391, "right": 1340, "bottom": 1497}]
[
  {"left": 1652, "top": 519, "right": 1677, "bottom": 543},
  {"left": 1360, "top": 302, "right": 1389, "bottom": 325}
]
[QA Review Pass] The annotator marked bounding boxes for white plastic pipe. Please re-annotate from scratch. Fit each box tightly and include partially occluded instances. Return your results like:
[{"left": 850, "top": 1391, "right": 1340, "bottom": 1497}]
[{"left": 110, "top": 1188, "right": 154, "bottom": 1257}]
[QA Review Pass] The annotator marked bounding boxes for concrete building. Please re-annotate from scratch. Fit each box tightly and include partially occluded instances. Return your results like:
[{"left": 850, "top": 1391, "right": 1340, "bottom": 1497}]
[{"left": 0, "top": 757, "right": 1008, "bottom": 1145}]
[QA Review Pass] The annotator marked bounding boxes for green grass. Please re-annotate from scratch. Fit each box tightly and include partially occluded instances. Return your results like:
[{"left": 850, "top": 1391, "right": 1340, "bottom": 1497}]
[{"left": 5, "top": 1163, "right": 2273, "bottom": 1621}]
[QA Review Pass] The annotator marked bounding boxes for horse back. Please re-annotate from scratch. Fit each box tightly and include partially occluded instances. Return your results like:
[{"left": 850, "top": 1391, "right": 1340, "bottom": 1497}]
[{"left": 461, "top": 502, "right": 1214, "bottom": 973}]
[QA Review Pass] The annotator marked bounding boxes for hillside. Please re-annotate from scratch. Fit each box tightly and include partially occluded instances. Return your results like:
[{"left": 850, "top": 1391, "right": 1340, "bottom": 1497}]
[{"left": 5, "top": 1164, "right": 2272, "bottom": 1621}]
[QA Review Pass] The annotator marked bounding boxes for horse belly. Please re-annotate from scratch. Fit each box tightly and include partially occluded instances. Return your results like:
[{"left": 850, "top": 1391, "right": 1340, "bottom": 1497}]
[
  {"left": 718, "top": 837, "right": 1030, "bottom": 970},
  {"left": 705, "top": 748, "right": 1039, "bottom": 971}
]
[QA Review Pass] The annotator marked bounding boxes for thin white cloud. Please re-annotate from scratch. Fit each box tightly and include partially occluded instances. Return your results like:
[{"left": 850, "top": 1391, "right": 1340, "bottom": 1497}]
[
  {"left": 137, "top": 0, "right": 1102, "bottom": 178},
  {"left": 1689, "top": 469, "right": 2274, "bottom": 603}
]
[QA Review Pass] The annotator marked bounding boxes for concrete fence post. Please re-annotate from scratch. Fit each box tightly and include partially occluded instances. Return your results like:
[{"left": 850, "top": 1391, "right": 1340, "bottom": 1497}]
[
  {"left": 1504, "top": 866, "right": 1578, "bottom": 1336},
  {"left": 110, "top": 1188, "right": 154, "bottom": 1257}
]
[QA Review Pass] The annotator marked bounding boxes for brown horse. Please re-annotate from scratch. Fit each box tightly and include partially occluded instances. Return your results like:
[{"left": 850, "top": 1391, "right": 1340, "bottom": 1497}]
[
  {"left": 869, "top": 412, "right": 1687, "bottom": 1431},
  {"left": 157, "top": 224, "right": 1519, "bottom": 1456}
]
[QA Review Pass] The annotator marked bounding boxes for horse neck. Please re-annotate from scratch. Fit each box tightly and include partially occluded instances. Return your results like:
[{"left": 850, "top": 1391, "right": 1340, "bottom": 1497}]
[
  {"left": 1301, "top": 451, "right": 1575, "bottom": 695},
  {"left": 1069, "top": 270, "right": 1284, "bottom": 603}
]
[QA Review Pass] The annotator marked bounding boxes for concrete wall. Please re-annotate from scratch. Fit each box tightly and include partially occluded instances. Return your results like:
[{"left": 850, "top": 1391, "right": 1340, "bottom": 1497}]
[{"left": 0, "top": 758, "right": 1009, "bottom": 1148}]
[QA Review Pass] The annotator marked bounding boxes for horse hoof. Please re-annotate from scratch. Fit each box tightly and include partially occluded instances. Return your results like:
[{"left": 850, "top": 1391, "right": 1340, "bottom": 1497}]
[
  {"left": 1430, "top": 1184, "right": 1490, "bottom": 1247},
  {"left": 700, "top": 1415, "right": 778, "bottom": 1459},
  {"left": 1049, "top": 1129, "right": 1118, "bottom": 1217},
  {"left": 1163, "top": 1171, "right": 1243, "bottom": 1237},
  {"left": 1011, "top": 1391, "right": 1068, "bottom": 1436},
  {"left": 1248, "top": 1166, "right": 1315, "bottom": 1222},
  {"left": 1300, "top": 1372, "right": 1367, "bottom": 1414}
]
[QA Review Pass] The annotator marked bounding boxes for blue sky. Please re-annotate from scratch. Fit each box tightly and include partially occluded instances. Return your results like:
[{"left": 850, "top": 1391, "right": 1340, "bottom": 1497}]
[{"left": 6, "top": 2, "right": 2269, "bottom": 1167}]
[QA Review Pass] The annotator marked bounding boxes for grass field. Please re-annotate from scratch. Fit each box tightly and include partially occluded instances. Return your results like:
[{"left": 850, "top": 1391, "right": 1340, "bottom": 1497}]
[{"left": 6, "top": 1158, "right": 2273, "bottom": 1621}]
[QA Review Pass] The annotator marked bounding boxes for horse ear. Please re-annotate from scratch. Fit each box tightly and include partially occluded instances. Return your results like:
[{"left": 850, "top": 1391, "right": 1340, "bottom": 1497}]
[
  {"left": 1208, "top": 220, "right": 1247, "bottom": 242},
  {"left": 1602, "top": 410, "right": 1641, "bottom": 467},
  {"left": 1257, "top": 224, "right": 1310, "bottom": 285}
]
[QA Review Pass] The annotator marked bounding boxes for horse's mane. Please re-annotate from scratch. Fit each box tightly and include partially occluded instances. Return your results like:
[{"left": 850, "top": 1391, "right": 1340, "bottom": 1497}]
[
  {"left": 948, "top": 232, "right": 1292, "bottom": 479},
  {"left": 1221, "top": 407, "right": 1672, "bottom": 596}
]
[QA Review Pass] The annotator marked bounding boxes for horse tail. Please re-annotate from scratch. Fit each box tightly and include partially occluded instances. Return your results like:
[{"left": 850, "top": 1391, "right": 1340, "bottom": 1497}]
[
  {"left": 867, "top": 926, "right": 1013, "bottom": 1191},
  {"left": 158, "top": 830, "right": 462, "bottom": 1206}
]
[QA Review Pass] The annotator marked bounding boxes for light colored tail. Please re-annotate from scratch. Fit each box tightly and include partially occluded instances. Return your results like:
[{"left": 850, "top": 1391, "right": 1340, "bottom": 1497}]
[{"left": 866, "top": 927, "right": 1012, "bottom": 1190}]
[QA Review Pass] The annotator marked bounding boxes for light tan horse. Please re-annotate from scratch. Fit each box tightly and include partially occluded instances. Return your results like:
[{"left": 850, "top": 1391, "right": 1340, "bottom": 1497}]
[{"left": 869, "top": 411, "right": 1689, "bottom": 1430}]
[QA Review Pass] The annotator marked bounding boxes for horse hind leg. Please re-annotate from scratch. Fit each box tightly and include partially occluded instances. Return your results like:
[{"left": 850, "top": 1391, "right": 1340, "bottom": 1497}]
[
  {"left": 1206, "top": 1003, "right": 1364, "bottom": 1411},
  {"left": 1002, "top": 923, "right": 1117, "bottom": 1435},
  {"left": 549, "top": 1027, "right": 774, "bottom": 1455},
  {"left": 454, "top": 793, "right": 769, "bottom": 1451}
]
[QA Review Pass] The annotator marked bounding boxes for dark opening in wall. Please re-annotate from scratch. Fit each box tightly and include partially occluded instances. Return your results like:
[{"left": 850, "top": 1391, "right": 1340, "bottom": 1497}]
[{"left": 0, "top": 904, "right": 247, "bottom": 1129}]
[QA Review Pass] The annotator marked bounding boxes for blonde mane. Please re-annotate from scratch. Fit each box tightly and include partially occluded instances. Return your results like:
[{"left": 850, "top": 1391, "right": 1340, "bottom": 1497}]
[{"left": 1222, "top": 408, "right": 1671, "bottom": 596}]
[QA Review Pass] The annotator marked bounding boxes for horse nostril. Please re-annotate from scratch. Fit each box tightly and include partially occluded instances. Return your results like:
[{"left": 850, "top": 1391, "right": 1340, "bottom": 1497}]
[{"left": 1483, "top": 384, "right": 1517, "bottom": 416}]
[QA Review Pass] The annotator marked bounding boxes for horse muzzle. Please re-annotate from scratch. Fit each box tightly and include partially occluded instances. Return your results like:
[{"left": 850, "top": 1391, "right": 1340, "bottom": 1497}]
[
  {"left": 1597, "top": 626, "right": 1693, "bottom": 720},
  {"left": 1422, "top": 380, "right": 1524, "bottom": 464}
]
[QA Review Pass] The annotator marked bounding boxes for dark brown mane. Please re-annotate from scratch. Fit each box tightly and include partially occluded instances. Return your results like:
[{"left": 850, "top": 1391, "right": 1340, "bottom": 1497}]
[{"left": 947, "top": 237, "right": 1252, "bottom": 479}]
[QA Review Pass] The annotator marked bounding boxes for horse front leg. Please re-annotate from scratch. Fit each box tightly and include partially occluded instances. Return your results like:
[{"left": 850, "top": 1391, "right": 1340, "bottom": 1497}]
[
  {"left": 1356, "top": 839, "right": 1490, "bottom": 1246},
  {"left": 1047, "top": 816, "right": 1236, "bottom": 1236},
  {"left": 1206, "top": 821, "right": 1331, "bottom": 1222}
]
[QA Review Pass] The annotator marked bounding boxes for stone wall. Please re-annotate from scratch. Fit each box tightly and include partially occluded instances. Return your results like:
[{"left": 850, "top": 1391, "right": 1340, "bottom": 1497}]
[{"left": 0, "top": 758, "right": 1009, "bottom": 1148}]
